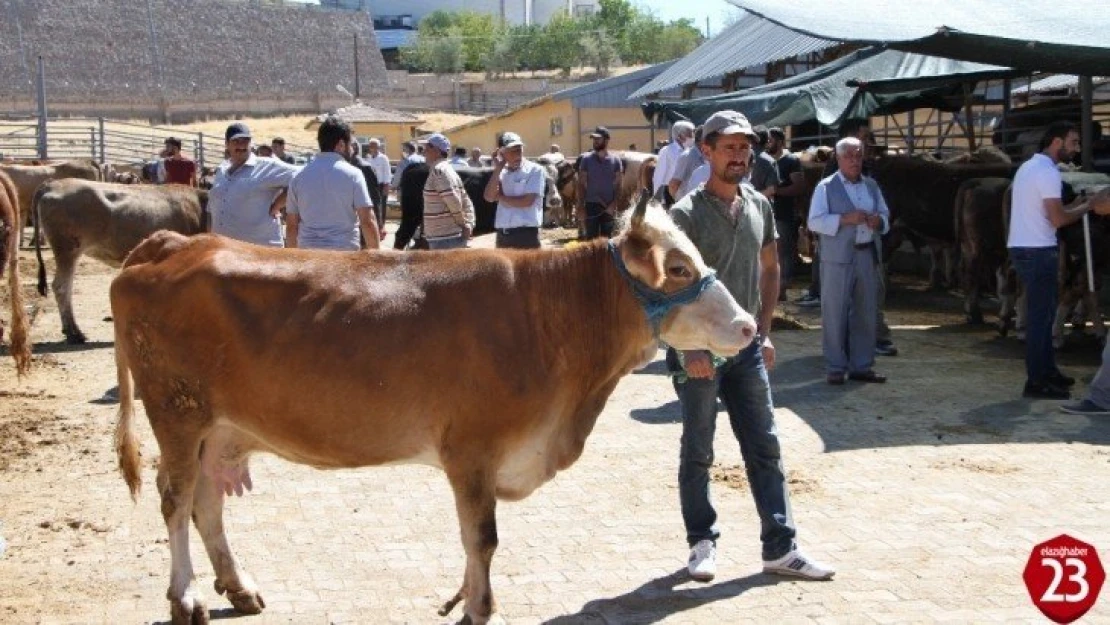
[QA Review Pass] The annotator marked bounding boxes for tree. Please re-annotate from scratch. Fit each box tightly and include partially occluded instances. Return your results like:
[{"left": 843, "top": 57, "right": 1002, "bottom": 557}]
[
  {"left": 657, "top": 19, "right": 704, "bottom": 62},
  {"left": 427, "top": 29, "right": 464, "bottom": 75},
  {"left": 595, "top": 0, "right": 635, "bottom": 60},
  {"left": 538, "top": 10, "right": 584, "bottom": 77},
  {"left": 580, "top": 31, "right": 619, "bottom": 76}
]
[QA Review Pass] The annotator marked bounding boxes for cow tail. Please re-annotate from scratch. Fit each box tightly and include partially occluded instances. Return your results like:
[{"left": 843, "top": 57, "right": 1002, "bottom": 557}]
[
  {"left": 33, "top": 185, "right": 47, "bottom": 296},
  {"left": 6, "top": 185, "right": 31, "bottom": 376},
  {"left": 114, "top": 321, "right": 142, "bottom": 500}
]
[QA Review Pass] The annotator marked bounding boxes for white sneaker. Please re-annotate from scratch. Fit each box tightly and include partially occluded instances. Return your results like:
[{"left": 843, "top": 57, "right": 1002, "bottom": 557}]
[
  {"left": 763, "top": 549, "right": 835, "bottom": 580},
  {"left": 687, "top": 539, "right": 717, "bottom": 582}
]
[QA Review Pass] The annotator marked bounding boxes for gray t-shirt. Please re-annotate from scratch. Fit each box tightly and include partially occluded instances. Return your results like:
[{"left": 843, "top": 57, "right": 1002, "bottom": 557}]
[
  {"left": 286, "top": 152, "right": 374, "bottom": 251},
  {"left": 672, "top": 147, "right": 706, "bottom": 198},
  {"left": 748, "top": 151, "right": 780, "bottom": 194},
  {"left": 208, "top": 154, "right": 298, "bottom": 247},
  {"left": 576, "top": 151, "right": 623, "bottom": 205},
  {"left": 669, "top": 185, "right": 777, "bottom": 315}
]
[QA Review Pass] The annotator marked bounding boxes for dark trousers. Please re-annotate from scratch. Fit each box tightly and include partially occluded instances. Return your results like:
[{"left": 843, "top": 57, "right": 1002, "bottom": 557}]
[
  {"left": 495, "top": 227, "right": 540, "bottom": 249},
  {"left": 584, "top": 202, "right": 615, "bottom": 239},
  {"left": 1011, "top": 246, "right": 1059, "bottom": 384},
  {"left": 775, "top": 218, "right": 797, "bottom": 290},
  {"left": 667, "top": 344, "right": 796, "bottom": 560}
]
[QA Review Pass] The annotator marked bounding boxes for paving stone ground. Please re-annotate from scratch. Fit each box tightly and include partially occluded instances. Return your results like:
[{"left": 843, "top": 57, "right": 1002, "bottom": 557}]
[{"left": 1, "top": 242, "right": 1109, "bottom": 625}]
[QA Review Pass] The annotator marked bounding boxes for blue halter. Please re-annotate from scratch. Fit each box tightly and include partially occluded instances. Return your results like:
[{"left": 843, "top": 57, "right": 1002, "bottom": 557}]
[{"left": 608, "top": 241, "right": 717, "bottom": 336}]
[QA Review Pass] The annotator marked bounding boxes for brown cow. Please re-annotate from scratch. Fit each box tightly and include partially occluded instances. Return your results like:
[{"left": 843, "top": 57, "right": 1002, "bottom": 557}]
[
  {"left": 0, "top": 171, "right": 31, "bottom": 375},
  {"left": 34, "top": 180, "right": 206, "bottom": 343},
  {"left": 536, "top": 154, "right": 577, "bottom": 226},
  {"left": 954, "top": 177, "right": 1012, "bottom": 324},
  {"left": 112, "top": 196, "right": 756, "bottom": 625},
  {"left": 0, "top": 160, "right": 101, "bottom": 245}
]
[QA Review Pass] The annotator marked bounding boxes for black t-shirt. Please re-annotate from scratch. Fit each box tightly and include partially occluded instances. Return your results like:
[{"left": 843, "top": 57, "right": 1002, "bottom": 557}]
[{"left": 773, "top": 152, "right": 801, "bottom": 222}]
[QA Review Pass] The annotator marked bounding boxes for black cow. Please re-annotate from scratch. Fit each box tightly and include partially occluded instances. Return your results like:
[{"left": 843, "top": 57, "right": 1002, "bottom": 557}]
[{"left": 870, "top": 156, "right": 1015, "bottom": 289}]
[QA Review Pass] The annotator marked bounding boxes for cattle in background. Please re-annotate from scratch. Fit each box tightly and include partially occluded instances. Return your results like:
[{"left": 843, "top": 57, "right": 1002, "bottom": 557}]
[
  {"left": 0, "top": 159, "right": 102, "bottom": 245},
  {"left": 536, "top": 155, "right": 576, "bottom": 226},
  {"left": 997, "top": 171, "right": 1110, "bottom": 345},
  {"left": 954, "top": 177, "right": 1012, "bottom": 324},
  {"left": 111, "top": 197, "right": 757, "bottom": 625},
  {"left": 0, "top": 171, "right": 30, "bottom": 375},
  {"left": 617, "top": 152, "right": 657, "bottom": 214},
  {"left": 870, "top": 155, "right": 1015, "bottom": 289},
  {"left": 33, "top": 180, "right": 207, "bottom": 343}
]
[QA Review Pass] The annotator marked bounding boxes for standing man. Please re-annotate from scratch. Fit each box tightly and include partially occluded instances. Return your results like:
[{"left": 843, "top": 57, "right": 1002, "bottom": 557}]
[
  {"left": 271, "top": 137, "right": 296, "bottom": 164},
  {"left": 749, "top": 126, "right": 779, "bottom": 202},
  {"left": 666, "top": 125, "right": 706, "bottom": 204},
  {"left": 157, "top": 137, "right": 198, "bottom": 187},
  {"left": 450, "top": 147, "right": 469, "bottom": 168},
  {"left": 483, "top": 131, "right": 545, "bottom": 249},
  {"left": 766, "top": 127, "right": 804, "bottom": 300},
  {"left": 391, "top": 140, "right": 425, "bottom": 190},
  {"left": 285, "top": 115, "right": 379, "bottom": 251},
  {"left": 669, "top": 110, "right": 834, "bottom": 583},
  {"left": 421, "top": 133, "right": 475, "bottom": 250},
  {"left": 1008, "top": 121, "right": 1090, "bottom": 399},
  {"left": 808, "top": 137, "right": 890, "bottom": 385},
  {"left": 362, "top": 138, "right": 392, "bottom": 231},
  {"left": 467, "top": 147, "right": 484, "bottom": 168},
  {"left": 652, "top": 121, "right": 695, "bottom": 197},
  {"left": 207, "top": 122, "right": 298, "bottom": 247},
  {"left": 575, "top": 126, "right": 623, "bottom": 239},
  {"left": 815, "top": 120, "right": 897, "bottom": 356}
]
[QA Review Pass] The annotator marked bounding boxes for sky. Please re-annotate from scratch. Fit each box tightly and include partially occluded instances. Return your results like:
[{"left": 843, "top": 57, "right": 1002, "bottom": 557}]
[{"left": 631, "top": 0, "right": 741, "bottom": 37}]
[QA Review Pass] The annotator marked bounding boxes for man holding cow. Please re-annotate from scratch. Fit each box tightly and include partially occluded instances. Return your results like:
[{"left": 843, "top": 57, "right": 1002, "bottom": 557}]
[
  {"left": 668, "top": 110, "right": 834, "bottom": 583},
  {"left": 1008, "top": 121, "right": 1093, "bottom": 399}
]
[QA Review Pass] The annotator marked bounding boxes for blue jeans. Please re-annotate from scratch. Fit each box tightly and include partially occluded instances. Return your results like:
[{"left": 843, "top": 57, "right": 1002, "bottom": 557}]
[
  {"left": 1010, "top": 247, "right": 1058, "bottom": 384},
  {"left": 1087, "top": 337, "right": 1110, "bottom": 408},
  {"left": 668, "top": 343, "right": 796, "bottom": 560}
]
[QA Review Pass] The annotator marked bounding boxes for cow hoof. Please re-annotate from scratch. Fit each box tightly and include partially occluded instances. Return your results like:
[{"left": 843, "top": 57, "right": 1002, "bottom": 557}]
[
  {"left": 215, "top": 580, "right": 265, "bottom": 615},
  {"left": 65, "top": 332, "right": 87, "bottom": 345},
  {"left": 170, "top": 597, "right": 209, "bottom": 625},
  {"left": 226, "top": 589, "right": 265, "bottom": 614}
]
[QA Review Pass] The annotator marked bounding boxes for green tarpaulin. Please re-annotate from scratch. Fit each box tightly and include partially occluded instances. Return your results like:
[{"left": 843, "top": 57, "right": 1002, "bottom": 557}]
[{"left": 641, "top": 47, "right": 1018, "bottom": 128}]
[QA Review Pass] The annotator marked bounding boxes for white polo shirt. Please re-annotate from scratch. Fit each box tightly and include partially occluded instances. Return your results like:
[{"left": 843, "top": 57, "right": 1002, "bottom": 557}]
[
  {"left": 362, "top": 152, "right": 391, "bottom": 186},
  {"left": 494, "top": 159, "right": 545, "bottom": 229},
  {"left": 1008, "top": 153, "right": 1062, "bottom": 248}
]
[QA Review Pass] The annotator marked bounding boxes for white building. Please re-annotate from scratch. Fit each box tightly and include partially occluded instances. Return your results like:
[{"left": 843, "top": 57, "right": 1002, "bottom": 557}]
[{"left": 319, "top": 0, "right": 598, "bottom": 26}]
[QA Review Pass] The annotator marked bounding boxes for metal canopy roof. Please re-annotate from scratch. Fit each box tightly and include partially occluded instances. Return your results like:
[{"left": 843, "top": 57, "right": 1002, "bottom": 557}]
[
  {"left": 727, "top": 0, "right": 1110, "bottom": 75},
  {"left": 628, "top": 14, "right": 839, "bottom": 99}
]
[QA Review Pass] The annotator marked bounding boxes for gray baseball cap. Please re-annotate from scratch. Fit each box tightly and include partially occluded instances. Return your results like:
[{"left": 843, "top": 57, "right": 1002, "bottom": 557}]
[{"left": 702, "top": 110, "right": 755, "bottom": 138}]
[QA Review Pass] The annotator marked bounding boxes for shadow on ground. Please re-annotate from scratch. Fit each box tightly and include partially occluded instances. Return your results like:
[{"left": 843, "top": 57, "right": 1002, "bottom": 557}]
[{"left": 542, "top": 569, "right": 780, "bottom": 625}]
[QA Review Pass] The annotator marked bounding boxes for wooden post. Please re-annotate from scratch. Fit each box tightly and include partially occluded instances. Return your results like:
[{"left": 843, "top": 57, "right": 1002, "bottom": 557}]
[{"left": 1080, "top": 75, "right": 1094, "bottom": 172}]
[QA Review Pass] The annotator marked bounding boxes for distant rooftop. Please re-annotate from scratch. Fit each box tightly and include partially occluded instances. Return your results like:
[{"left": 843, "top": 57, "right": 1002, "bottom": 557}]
[{"left": 312, "top": 102, "right": 424, "bottom": 125}]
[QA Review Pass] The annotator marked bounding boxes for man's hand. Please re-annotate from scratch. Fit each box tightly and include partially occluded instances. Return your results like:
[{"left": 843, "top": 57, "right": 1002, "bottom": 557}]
[
  {"left": 462, "top": 225, "right": 473, "bottom": 240},
  {"left": 683, "top": 350, "right": 715, "bottom": 379},
  {"left": 761, "top": 336, "right": 776, "bottom": 371},
  {"left": 865, "top": 214, "right": 883, "bottom": 230},
  {"left": 840, "top": 210, "right": 866, "bottom": 226}
]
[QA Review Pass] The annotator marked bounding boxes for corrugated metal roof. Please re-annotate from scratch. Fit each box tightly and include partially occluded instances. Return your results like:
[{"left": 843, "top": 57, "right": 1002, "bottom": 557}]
[
  {"left": 728, "top": 0, "right": 1110, "bottom": 75},
  {"left": 1011, "top": 75, "right": 1109, "bottom": 95},
  {"left": 374, "top": 29, "right": 417, "bottom": 50},
  {"left": 314, "top": 102, "right": 423, "bottom": 124},
  {"left": 554, "top": 61, "right": 675, "bottom": 106},
  {"left": 628, "top": 15, "right": 839, "bottom": 99}
]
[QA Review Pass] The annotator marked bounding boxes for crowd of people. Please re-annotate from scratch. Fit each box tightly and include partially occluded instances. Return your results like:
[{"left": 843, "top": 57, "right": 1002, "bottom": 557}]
[{"left": 141, "top": 111, "right": 1110, "bottom": 584}]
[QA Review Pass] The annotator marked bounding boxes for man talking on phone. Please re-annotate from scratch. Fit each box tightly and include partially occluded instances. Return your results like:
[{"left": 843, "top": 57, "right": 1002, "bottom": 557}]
[{"left": 483, "top": 131, "right": 546, "bottom": 249}]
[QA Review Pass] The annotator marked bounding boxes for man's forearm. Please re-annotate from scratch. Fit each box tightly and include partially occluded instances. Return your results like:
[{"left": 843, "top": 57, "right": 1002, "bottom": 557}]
[
  {"left": 758, "top": 265, "right": 780, "bottom": 335},
  {"left": 285, "top": 224, "right": 298, "bottom": 248}
]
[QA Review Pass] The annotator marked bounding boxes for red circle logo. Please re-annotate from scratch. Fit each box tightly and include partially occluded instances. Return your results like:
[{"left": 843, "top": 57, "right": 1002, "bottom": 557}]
[{"left": 1023, "top": 534, "right": 1105, "bottom": 623}]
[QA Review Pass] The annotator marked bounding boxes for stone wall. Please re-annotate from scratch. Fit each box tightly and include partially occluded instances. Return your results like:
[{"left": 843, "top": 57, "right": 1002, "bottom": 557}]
[{"left": 0, "top": 0, "right": 387, "bottom": 122}]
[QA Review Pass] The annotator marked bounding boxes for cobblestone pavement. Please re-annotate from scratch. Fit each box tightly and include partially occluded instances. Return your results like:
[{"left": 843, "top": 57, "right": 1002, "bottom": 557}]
[{"left": 1, "top": 251, "right": 1109, "bottom": 625}]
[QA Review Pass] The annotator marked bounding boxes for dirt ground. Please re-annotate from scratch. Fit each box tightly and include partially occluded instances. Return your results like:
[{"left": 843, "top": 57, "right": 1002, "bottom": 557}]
[{"left": 2, "top": 237, "right": 1109, "bottom": 624}]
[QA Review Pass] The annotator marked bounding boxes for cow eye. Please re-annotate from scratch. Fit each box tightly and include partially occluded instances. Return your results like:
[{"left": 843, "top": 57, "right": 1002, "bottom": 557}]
[{"left": 667, "top": 265, "right": 692, "bottom": 279}]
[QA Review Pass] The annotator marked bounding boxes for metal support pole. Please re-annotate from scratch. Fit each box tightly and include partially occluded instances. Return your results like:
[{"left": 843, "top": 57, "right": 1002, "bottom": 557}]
[
  {"left": 354, "top": 32, "right": 361, "bottom": 99},
  {"left": 1002, "top": 78, "right": 1012, "bottom": 115},
  {"left": 906, "top": 110, "right": 915, "bottom": 154},
  {"left": 197, "top": 133, "right": 206, "bottom": 168},
  {"left": 98, "top": 117, "right": 106, "bottom": 164},
  {"left": 36, "top": 56, "right": 47, "bottom": 159},
  {"left": 1079, "top": 75, "right": 1094, "bottom": 173},
  {"left": 1083, "top": 213, "right": 1095, "bottom": 293},
  {"left": 90, "top": 128, "right": 97, "bottom": 160}
]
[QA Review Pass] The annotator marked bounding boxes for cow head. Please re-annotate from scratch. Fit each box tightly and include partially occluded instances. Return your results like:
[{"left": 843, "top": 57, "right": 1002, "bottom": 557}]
[{"left": 612, "top": 191, "right": 756, "bottom": 358}]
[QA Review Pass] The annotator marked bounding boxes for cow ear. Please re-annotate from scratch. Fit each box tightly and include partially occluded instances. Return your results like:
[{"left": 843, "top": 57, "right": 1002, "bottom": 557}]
[{"left": 631, "top": 189, "right": 651, "bottom": 230}]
